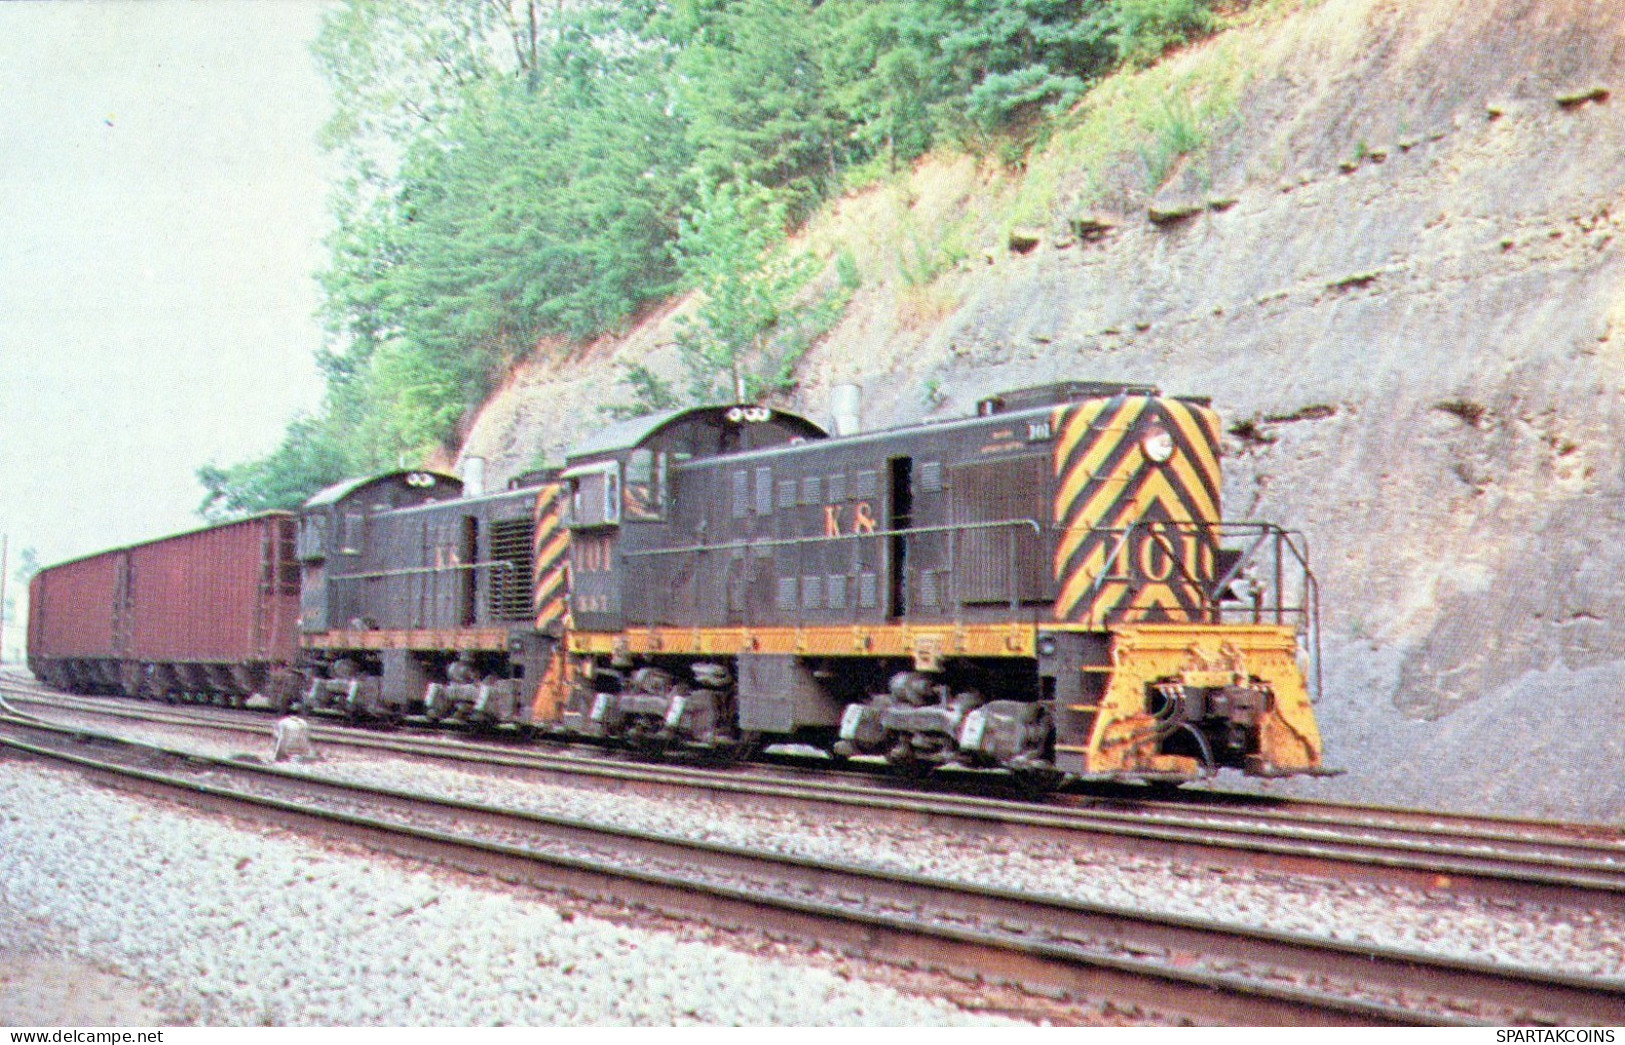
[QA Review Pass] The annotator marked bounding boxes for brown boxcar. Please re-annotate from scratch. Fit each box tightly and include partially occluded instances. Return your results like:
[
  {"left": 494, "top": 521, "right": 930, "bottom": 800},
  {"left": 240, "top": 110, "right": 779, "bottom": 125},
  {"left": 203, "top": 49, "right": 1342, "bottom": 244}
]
[
  {"left": 27, "top": 550, "right": 126, "bottom": 692},
  {"left": 27, "top": 513, "right": 300, "bottom": 701}
]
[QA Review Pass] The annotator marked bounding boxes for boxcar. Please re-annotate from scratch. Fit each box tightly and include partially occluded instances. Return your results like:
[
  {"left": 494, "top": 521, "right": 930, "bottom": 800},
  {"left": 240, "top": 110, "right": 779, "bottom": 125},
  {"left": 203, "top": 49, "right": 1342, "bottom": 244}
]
[{"left": 27, "top": 513, "right": 301, "bottom": 702}]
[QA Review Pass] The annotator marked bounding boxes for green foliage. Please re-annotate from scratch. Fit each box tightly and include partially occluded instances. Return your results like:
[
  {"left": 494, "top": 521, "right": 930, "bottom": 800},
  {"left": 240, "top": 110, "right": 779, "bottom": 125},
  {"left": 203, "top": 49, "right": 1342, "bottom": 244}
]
[
  {"left": 1138, "top": 90, "right": 1207, "bottom": 188},
  {"left": 210, "top": 0, "right": 1239, "bottom": 519},
  {"left": 938, "top": 0, "right": 1111, "bottom": 128},
  {"left": 12, "top": 547, "right": 40, "bottom": 584},
  {"left": 602, "top": 363, "right": 683, "bottom": 421},
  {"left": 1102, "top": 0, "right": 1219, "bottom": 67},
  {"left": 819, "top": 0, "right": 954, "bottom": 167},
  {"left": 834, "top": 249, "right": 862, "bottom": 293},
  {"left": 313, "top": 0, "right": 518, "bottom": 164},
  {"left": 197, "top": 415, "right": 360, "bottom": 520},
  {"left": 670, "top": 0, "right": 850, "bottom": 216},
  {"left": 316, "top": 1, "right": 690, "bottom": 456},
  {"left": 670, "top": 178, "right": 820, "bottom": 402}
]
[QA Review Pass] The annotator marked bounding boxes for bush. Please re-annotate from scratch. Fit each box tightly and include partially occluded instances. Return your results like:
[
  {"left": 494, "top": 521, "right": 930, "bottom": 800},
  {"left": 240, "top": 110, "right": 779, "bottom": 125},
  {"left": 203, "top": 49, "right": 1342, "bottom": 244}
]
[{"left": 1103, "top": 0, "right": 1219, "bottom": 67}]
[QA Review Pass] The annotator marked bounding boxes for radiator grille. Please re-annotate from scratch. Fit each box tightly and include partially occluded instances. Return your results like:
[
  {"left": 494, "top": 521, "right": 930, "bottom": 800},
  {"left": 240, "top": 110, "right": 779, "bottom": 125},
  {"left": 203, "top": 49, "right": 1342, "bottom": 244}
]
[
  {"left": 950, "top": 454, "right": 1050, "bottom": 605},
  {"left": 488, "top": 517, "right": 536, "bottom": 621}
]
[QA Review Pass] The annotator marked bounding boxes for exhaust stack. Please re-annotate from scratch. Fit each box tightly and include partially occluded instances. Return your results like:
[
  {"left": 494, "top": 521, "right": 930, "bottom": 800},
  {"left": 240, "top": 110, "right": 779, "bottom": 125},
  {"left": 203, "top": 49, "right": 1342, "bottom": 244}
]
[
  {"left": 460, "top": 456, "right": 486, "bottom": 498},
  {"left": 831, "top": 383, "right": 862, "bottom": 436}
]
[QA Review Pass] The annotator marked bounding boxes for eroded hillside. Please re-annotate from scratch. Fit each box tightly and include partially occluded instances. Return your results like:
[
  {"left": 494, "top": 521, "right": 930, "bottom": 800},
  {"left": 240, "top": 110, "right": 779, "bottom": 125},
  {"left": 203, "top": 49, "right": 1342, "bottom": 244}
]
[{"left": 459, "top": 0, "right": 1625, "bottom": 818}]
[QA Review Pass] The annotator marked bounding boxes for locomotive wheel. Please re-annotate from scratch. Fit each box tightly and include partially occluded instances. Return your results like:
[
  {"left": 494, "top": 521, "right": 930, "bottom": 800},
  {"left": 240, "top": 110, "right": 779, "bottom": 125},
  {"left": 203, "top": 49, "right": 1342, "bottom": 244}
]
[
  {"left": 730, "top": 731, "right": 764, "bottom": 763},
  {"left": 1011, "top": 767, "right": 1066, "bottom": 797}
]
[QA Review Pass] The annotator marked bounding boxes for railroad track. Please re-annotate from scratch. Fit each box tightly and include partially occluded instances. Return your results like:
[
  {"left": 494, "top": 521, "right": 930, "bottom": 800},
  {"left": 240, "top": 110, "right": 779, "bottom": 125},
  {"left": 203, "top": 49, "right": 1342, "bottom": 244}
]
[
  {"left": 8, "top": 677, "right": 1625, "bottom": 918},
  {"left": 5, "top": 711, "right": 1623, "bottom": 1026}
]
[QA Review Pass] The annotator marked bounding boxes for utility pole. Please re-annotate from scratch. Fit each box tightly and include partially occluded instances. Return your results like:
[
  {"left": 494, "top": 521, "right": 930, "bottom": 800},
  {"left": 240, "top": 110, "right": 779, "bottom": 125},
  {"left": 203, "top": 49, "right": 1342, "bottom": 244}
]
[{"left": 0, "top": 534, "right": 8, "bottom": 667}]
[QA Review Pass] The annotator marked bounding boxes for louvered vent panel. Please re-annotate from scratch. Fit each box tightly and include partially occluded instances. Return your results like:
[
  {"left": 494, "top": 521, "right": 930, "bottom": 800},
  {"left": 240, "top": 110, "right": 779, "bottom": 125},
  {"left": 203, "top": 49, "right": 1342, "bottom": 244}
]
[
  {"left": 488, "top": 517, "right": 536, "bottom": 621},
  {"left": 920, "top": 570, "right": 941, "bottom": 609},
  {"left": 755, "top": 468, "right": 774, "bottom": 516},
  {"left": 950, "top": 454, "right": 1050, "bottom": 605},
  {"left": 858, "top": 572, "right": 878, "bottom": 609}
]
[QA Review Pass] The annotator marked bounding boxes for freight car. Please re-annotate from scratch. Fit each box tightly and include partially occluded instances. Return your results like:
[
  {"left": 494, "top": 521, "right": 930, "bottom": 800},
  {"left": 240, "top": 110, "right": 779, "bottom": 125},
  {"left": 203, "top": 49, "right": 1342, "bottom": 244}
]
[
  {"left": 552, "top": 383, "right": 1326, "bottom": 783},
  {"left": 27, "top": 513, "right": 300, "bottom": 704}
]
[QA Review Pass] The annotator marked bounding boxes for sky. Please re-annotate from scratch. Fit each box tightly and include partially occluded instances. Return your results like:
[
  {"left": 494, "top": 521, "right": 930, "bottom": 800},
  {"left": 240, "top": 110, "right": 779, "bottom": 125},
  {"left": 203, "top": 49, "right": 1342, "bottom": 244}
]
[{"left": 0, "top": 0, "right": 335, "bottom": 614}]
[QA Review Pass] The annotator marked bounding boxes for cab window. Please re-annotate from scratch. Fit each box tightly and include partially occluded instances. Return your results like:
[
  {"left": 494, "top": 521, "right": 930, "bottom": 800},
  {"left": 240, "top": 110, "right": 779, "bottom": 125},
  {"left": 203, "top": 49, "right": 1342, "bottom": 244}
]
[{"left": 623, "top": 449, "right": 667, "bottom": 521}]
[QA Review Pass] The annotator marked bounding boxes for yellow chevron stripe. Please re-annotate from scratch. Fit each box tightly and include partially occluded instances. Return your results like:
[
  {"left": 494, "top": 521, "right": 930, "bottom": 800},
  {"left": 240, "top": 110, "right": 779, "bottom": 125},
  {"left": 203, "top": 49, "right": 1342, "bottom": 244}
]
[
  {"left": 1054, "top": 543, "right": 1108, "bottom": 618},
  {"left": 1199, "top": 404, "right": 1222, "bottom": 447},
  {"left": 534, "top": 567, "right": 566, "bottom": 604},
  {"left": 1167, "top": 452, "right": 1219, "bottom": 523},
  {"left": 535, "top": 595, "right": 567, "bottom": 628},
  {"left": 1054, "top": 398, "right": 1148, "bottom": 520},
  {"left": 1072, "top": 444, "right": 1147, "bottom": 533},
  {"left": 533, "top": 512, "right": 562, "bottom": 542},
  {"left": 1129, "top": 581, "right": 1190, "bottom": 612},
  {"left": 1163, "top": 400, "right": 1223, "bottom": 508},
  {"left": 1107, "top": 467, "right": 1199, "bottom": 531},
  {"left": 534, "top": 531, "right": 569, "bottom": 570},
  {"left": 1054, "top": 521, "right": 1089, "bottom": 580},
  {"left": 1053, "top": 399, "right": 1110, "bottom": 475},
  {"left": 1084, "top": 580, "right": 1130, "bottom": 626}
]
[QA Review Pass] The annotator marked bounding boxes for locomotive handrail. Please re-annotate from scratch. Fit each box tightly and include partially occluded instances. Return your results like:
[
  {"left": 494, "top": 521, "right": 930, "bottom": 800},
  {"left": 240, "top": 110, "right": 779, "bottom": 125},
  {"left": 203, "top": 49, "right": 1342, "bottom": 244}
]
[
  {"left": 326, "top": 561, "right": 518, "bottom": 582},
  {"left": 619, "top": 518, "right": 1046, "bottom": 630},
  {"left": 616, "top": 517, "right": 1044, "bottom": 558},
  {"left": 1067, "top": 519, "right": 1321, "bottom": 701}
]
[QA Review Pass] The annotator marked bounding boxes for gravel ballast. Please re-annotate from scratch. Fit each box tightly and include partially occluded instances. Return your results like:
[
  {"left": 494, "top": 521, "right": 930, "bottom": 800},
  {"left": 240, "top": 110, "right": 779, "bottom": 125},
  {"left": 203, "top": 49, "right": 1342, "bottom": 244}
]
[
  {"left": 0, "top": 760, "right": 1011, "bottom": 1026},
  {"left": 25, "top": 709, "right": 1625, "bottom": 984}
]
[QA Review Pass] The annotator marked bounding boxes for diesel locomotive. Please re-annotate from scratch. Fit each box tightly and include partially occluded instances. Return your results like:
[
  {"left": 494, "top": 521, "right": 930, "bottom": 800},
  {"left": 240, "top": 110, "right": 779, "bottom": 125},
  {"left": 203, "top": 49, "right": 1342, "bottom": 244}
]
[{"left": 27, "top": 381, "right": 1326, "bottom": 785}]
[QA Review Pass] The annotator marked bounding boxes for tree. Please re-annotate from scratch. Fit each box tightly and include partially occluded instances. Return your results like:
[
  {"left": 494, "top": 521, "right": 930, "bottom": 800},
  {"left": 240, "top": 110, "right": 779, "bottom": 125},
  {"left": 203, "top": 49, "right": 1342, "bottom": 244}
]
[
  {"left": 212, "top": 0, "right": 1220, "bottom": 518},
  {"left": 671, "top": 0, "right": 849, "bottom": 215},
  {"left": 13, "top": 547, "right": 39, "bottom": 583},
  {"left": 937, "top": 0, "right": 1111, "bottom": 128},
  {"left": 670, "top": 178, "right": 817, "bottom": 402},
  {"left": 315, "top": 1, "right": 691, "bottom": 460},
  {"left": 197, "top": 415, "right": 359, "bottom": 520},
  {"left": 1100, "top": 0, "right": 1219, "bottom": 67}
]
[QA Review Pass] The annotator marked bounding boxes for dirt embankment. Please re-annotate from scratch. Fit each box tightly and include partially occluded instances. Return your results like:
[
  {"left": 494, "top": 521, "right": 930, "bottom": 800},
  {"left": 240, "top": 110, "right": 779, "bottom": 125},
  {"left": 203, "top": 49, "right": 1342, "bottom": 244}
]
[{"left": 460, "top": 0, "right": 1625, "bottom": 820}]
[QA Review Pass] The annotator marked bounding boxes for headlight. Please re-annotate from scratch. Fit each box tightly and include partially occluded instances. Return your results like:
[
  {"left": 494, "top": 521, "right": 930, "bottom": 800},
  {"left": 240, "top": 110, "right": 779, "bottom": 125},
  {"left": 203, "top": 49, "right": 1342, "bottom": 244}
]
[{"left": 1143, "top": 427, "right": 1175, "bottom": 463}]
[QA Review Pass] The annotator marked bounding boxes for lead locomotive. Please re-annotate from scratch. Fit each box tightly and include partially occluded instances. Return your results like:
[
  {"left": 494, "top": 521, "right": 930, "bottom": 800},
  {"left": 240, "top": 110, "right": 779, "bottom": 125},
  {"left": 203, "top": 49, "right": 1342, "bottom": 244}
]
[{"left": 552, "top": 382, "right": 1324, "bottom": 783}]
